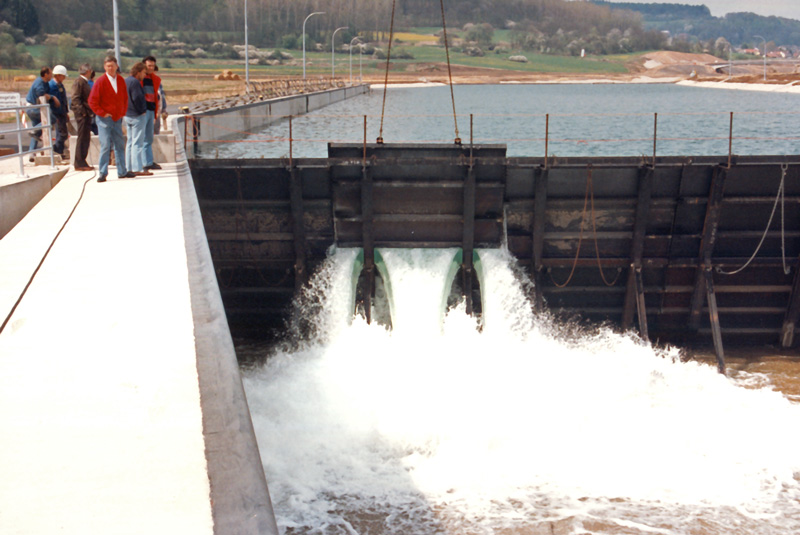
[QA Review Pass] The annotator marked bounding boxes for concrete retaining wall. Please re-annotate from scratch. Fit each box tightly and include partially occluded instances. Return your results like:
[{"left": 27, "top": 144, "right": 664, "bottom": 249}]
[
  {"left": 0, "top": 167, "right": 68, "bottom": 238},
  {"left": 69, "top": 133, "right": 177, "bottom": 167}
]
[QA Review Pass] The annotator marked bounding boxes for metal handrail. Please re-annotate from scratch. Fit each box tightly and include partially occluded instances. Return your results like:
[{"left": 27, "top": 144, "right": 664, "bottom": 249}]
[{"left": 0, "top": 102, "right": 56, "bottom": 177}]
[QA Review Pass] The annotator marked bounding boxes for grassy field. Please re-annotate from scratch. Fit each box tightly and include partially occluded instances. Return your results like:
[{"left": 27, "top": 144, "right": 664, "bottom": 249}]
[{"left": 0, "top": 36, "right": 638, "bottom": 108}]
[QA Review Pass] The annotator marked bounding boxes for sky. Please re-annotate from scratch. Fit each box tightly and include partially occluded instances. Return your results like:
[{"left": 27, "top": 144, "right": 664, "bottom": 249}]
[{"left": 617, "top": 1, "right": 800, "bottom": 20}]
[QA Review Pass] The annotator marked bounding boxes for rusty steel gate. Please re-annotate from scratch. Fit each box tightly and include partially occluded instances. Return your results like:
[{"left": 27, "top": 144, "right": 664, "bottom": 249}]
[{"left": 189, "top": 145, "right": 800, "bottom": 371}]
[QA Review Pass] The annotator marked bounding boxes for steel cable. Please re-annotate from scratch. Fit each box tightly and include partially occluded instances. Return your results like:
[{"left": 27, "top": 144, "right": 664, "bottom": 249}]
[
  {"left": 377, "top": 0, "right": 397, "bottom": 143},
  {"left": 717, "top": 163, "right": 791, "bottom": 276}
]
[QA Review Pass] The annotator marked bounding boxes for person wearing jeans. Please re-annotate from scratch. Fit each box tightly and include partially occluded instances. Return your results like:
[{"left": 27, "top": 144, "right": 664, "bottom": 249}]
[
  {"left": 25, "top": 66, "right": 57, "bottom": 153},
  {"left": 88, "top": 56, "right": 134, "bottom": 182},
  {"left": 141, "top": 55, "right": 162, "bottom": 171},
  {"left": 124, "top": 62, "right": 151, "bottom": 176}
]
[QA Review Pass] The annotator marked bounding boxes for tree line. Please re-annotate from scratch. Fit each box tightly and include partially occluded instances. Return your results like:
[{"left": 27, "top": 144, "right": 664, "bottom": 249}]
[
  {"left": 596, "top": 1, "right": 800, "bottom": 48},
  {"left": 4, "top": 0, "right": 785, "bottom": 68}
]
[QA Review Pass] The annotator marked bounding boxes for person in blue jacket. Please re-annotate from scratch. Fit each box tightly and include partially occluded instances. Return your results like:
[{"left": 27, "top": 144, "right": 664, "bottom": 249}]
[
  {"left": 124, "top": 62, "right": 151, "bottom": 176},
  {"left": 48, "top": 65, "right": 70, "bottom": 156},
  {"left": 25, "top": 66, "right": 59, "bottom": 152}
]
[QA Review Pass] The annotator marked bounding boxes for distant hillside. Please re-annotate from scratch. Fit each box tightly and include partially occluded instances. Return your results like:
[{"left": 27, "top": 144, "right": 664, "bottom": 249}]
[
  {"left": 592, "top": 2, "right": 712, "bottom": 21},
  {"left": 592, "top": 1, "right": 800, "bottom": 47}
]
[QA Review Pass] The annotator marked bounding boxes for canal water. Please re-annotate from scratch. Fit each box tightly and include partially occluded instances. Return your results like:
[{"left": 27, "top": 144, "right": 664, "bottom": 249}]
[
  {"left": 212, "top": 83, "right": 800, "bottom": 158},
  {"left": 231, "top": 84, "right": 800, "bottom": 533},
  {"left": 241, "top": 247, "right": 800, "bottom": 535}
]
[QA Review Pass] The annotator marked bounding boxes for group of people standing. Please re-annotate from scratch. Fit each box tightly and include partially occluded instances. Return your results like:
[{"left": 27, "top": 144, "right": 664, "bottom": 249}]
[
  {"left": 25, "top": 65, "right": 72, "bottom": 157},
  {"left": 26, "top": 55, "right": 166, "bottom": 183}
]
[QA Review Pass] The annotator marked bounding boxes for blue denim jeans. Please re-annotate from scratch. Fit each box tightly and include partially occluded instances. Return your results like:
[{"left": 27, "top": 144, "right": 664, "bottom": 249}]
[
  {"left": 143, "top": 109, "right": 155, "bottom": 167},
  {"left": 97, "top": 115, "right": 128, "bottom": 178},
  {"left": 26, "top": 108, "right": 41, "bottom": 151},
  {"left": 124, "top": 114, "right": 147, "bottom": 173}
]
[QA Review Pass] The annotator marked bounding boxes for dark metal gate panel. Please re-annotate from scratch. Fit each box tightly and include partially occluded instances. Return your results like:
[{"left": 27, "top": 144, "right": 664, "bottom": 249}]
[{"left": 190, "top": 152, "right": 800, "bottom": 348}]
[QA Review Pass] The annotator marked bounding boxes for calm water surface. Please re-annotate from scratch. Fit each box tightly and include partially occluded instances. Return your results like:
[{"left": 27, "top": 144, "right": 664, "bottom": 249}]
[{"left": 212, "top": 84, "right": 800, "bottom": 158}]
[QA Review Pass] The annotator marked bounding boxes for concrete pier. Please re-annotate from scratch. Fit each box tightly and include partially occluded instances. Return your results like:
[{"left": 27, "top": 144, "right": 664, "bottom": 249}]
[{"left": 0, "top": 152, "right": 277, "bottom": 532}]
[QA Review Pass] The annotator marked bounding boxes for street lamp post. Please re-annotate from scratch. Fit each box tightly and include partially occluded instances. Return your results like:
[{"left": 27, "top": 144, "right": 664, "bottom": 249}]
[
  {"left": 112, "top": 0, "right": 121, "bottom": 64},
  {"left": 331, "top": 27, "right": 348, "bottom": 79},
  {"left": 303, "top": 11, "right": 325, "bottom": 79},
  {"left": 349, "top": 37, "right": 360, "bottom": 85},
  {"left": 244, "top": 0, "right": 249, "bottom": 92},
  {"left": 754, "top": 35, "right": 767, "bottom": 81},
  {"left": 728, "top": 43, "right": 732, "bottom": 81}
]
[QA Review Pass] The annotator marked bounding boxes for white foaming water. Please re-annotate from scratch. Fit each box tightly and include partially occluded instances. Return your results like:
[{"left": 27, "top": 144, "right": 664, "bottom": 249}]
[{"left": 244, "top": 247, "right": 800, "bottom": 534}]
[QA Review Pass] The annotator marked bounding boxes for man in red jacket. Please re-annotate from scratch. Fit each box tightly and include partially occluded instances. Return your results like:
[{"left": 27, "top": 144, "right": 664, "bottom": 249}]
[{"left": 88, "top": 56, "right": 135, "bottom": 182}]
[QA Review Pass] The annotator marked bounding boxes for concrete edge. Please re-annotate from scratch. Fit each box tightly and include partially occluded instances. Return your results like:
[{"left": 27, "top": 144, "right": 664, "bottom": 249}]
[
  {"left": 0, "top": 167, "right": 69, "bottom": 239},
  {"left": 175, "top": 133, "right": 279, "bottom": 534}
]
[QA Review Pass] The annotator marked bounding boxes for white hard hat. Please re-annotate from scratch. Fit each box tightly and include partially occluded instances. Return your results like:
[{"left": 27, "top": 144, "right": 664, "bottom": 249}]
[{"left": 53, "top": 65, "right": 68, "bottom": 76}]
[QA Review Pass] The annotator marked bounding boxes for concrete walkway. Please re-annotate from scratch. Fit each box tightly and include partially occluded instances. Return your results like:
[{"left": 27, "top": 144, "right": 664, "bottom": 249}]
[{"left": 0, "top": 150, "right": 277, "bottom": 533}]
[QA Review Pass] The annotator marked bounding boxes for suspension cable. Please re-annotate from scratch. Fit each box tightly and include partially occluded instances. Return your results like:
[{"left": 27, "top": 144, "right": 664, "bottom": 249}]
[
  {"left": 717, "top": 163, "right": 791, "bottom": 276},
  {"left": 439, "top": 0, "right": 460, "bottom": 144},
  {"left": 377, "top": 0, "right": 397, "bottom": 144}
]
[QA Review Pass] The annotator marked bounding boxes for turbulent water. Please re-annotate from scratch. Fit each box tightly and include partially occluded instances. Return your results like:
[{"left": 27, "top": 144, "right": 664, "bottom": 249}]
[
  {"left": 243, "top": 248, "right": 800, "bottom": 535},
  {"left": 210, "top": 84, "right": 800, "bottom": 158}
]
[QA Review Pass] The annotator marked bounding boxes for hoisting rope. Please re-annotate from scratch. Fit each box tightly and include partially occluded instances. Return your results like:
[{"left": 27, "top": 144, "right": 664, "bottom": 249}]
[
  {"left": 589, "top": 169, "right": 623, "bottom": 287},
  {"left": 439, "top": 0, "right": 460, "bottom": 144},
  {"left": 378, "top": 0, "right": 460, "bottom": 144},
  {"left": 549, "top": 167, "right": 591, "bottom": 288},
  {"left": 717, "top": 163, "right": 791, "bottom": 276},
  {"left": 377, "top": 0, "right": 397, "bottom": 144},
  {"left": 549, "top": 165, "right": 622, "bottom": 288}
]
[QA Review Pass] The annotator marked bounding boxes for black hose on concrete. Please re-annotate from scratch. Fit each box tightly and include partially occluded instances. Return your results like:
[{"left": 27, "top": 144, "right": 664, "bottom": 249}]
[{"left": 0, "top": 164, "right": 96, "bottom": 335}]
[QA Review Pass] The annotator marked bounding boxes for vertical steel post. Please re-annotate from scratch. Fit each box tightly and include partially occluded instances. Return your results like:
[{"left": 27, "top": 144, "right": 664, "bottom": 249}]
[
  {"left": 361, "top": 115, "right": 374, "bottom": 323},
  {"left": 289, "top": 166, "right": 307, "bottom": 291},
  {"left": 15, "top": 109, "right": 26, "bottom": 178},
  {"left": 244, "top": 0, "right": 249, "bottom": 93},
  {"left": 653, "top": 113, "right": 657, "bottom": 167},
  {"left": 634, "top": 267, "right": 649, "bottom": 342},
  {"left": 544, "top": 113, "right": 549, "bottom": 168},
  {"left": 289, "top": 115, "right": 294, "bottom": 167},
  {"left": 622, "top": 165, "right": 653, "bottom": 337},
  {"left": 462, "top": 137, "right": 476, "bottom": 315},
  {"left": 532, "top": 167, "right": 549, "bottom": 311},
  {"left": 689, "top": 165, "right": 727, "bottom": 329},
  {"left": 704, "top": 268, "right": 726, "bottom": 374},
  {"left": 728, "top": 112, "right": 734, "bottom": 169},
  {"left": 781, "top": 254, "right": 800, "bottom": 347}
]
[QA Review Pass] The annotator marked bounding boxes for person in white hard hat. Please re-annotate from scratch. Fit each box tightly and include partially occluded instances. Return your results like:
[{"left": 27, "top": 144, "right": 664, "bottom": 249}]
[{"left": 48, "top": 65, "right": 70, "bottom": 156}]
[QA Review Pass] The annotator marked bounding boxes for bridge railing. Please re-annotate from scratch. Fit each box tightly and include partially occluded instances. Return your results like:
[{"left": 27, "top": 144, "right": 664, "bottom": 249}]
[
  {"left": 0, "top": 102, "right": 56, "bottom": 177},
  {"left": 183, "top": 77, "right": 356, "bottom": 114},
  {"left": 183, "top": 109, "right": 800, "bottom": 162}
]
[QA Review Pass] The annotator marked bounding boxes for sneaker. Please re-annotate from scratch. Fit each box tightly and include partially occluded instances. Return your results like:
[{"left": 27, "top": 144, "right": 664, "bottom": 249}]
[
  {"left": 146, "top": 163, "right": 162, "bottom": 170},
  {"left": 97, "top": 175, "right": 107, "bottom": 183}
]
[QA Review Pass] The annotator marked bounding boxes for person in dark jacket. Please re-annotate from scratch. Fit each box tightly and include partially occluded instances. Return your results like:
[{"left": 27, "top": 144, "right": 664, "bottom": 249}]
[
  {"left": 70, "top": 63, "right": 94, "bottom": 171},
  {"left": 141, "top": 55, "right": 162, "bottom": 170},
  {"left": 124, "top": 62, "right": 150, "bottom": 176},
  {"left": 25, "top": 66, "right": 58, "bottom": 153},
  {"left": 48, "top": 65, "right": 69, "bottom": 156}
]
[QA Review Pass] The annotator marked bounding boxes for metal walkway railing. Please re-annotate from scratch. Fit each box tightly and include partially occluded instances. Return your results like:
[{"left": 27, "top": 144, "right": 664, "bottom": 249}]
[{"left": 0, "top": 103, "right": 56, "bottom": 177}]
